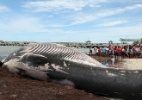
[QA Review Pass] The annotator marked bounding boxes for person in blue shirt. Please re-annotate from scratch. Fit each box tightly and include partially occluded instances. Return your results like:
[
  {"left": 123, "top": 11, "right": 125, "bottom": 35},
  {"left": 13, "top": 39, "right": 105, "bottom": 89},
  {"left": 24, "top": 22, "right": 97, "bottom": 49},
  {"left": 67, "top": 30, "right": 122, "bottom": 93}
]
[{"left": 101, "top": 46, "right": 106, "bottom": 56}]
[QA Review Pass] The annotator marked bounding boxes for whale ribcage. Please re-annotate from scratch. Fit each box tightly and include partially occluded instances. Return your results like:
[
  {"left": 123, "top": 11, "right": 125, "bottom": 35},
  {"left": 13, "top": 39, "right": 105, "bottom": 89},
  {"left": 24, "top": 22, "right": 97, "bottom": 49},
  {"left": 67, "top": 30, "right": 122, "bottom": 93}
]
[{"left": 26, "top": 43, "right": 101, "bottom": 66}]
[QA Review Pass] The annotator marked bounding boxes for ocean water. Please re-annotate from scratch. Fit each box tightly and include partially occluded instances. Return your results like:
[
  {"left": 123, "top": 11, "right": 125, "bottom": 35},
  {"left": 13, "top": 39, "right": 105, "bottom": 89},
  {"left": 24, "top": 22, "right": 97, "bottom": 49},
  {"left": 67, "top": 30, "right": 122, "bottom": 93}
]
[
  {"left": 0, "top": 46, "right": 22, "bottom": 56},
  {"left": 0, "top": 46, "right": 22, "bottom": 60}
]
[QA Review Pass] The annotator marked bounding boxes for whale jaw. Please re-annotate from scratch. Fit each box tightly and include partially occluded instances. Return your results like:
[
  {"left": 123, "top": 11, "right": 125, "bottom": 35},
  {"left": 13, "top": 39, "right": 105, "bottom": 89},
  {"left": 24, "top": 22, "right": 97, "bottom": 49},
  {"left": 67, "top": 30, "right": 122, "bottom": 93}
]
[{"left": 3, "top": 58, "right": 49, "bottom": 81}]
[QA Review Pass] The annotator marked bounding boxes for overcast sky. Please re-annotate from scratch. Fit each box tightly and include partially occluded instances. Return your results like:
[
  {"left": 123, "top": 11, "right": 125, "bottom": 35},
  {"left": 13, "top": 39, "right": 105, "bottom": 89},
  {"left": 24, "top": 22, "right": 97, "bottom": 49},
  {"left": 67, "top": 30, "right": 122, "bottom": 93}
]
[{"left": 0, "top": 0, "right": 142, "bottom": 43}]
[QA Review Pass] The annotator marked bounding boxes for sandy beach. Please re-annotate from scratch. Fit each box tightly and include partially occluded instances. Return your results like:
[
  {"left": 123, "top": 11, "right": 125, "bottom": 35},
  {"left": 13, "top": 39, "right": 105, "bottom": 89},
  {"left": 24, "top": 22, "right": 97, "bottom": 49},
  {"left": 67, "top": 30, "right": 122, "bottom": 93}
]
[{"left": 121, "top": 58, "right": 142, "bottom": 70}]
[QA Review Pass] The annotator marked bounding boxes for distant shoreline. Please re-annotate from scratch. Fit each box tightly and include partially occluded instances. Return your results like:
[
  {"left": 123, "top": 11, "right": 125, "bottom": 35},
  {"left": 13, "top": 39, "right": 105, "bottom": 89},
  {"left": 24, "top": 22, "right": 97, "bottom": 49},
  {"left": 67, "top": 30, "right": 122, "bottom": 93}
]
[{"left": 0, "top": 41, "right": 138, "bottom": 48}]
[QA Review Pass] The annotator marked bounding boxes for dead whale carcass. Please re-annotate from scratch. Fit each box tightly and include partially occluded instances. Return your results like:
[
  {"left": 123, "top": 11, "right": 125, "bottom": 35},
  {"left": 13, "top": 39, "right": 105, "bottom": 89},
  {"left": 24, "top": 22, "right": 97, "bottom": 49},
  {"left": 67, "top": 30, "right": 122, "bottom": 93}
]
[{"left": 2, "top": 43, "right": 142, "bottom": 99}]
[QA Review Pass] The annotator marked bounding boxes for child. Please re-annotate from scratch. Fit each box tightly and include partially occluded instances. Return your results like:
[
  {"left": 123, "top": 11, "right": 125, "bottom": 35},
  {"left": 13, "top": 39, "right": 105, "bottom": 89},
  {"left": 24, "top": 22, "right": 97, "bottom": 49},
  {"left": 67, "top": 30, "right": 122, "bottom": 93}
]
[{"left": 111, "top": 55, "right": 115, "bottom": 67}]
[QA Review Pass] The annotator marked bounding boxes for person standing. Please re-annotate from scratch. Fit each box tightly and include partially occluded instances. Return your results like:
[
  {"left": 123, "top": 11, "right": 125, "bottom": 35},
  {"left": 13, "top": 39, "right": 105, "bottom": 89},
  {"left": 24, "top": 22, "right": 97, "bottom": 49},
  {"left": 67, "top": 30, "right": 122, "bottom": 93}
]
[
  {"left": 135, "top": 46, "right": 140, "bottom": 57},
  {"left": 101, "top": 46, "right": 106, "bottom": 56},
  {"left": 105, "top": 46, "right": 109, "bottom": 56},
  {"left": 109, "top": 45, "right": 113, "bottom": 55},
  {"left": 140, "top": 45, "right": 142, "bottom": 58},
  {"left": 114, "top": 46, "right": 118, "bottom": 60},
  {"left": 94, "top": 47, "right": 97, "bottom": 55},
  {"left": 111, "top": 55, "right": 115, "bottom": 67},
  {"left": 125, "top": 46, "right": 129, "bottom": 57},
  {"left": 98, "top": 47, "right": 102, "bottom": 56},
  {"left": 122, "top": 46, "right": 126, "bottom": 58},
  {"left": 89, "top": 47, "right": 92, "bottom": 55},
  {"left": 128, "top": 45, "right": 132, "bottom": 58},
  {"left": 117, "top": 46, "right": 122, "bottom": 61},
  {"left": 133, "top": 46, "right": 136, "bottom": 58}
]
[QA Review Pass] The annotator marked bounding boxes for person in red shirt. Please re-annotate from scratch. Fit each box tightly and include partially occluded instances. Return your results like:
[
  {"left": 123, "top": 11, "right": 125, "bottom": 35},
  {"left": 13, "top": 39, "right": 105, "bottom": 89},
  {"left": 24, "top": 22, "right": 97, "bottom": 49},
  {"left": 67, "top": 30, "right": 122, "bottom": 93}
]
[
  {"left": 133, "top": 46, "right": 136, "bottom": 58},
  {"left": 116, "top": 46, "right": 122, "bottom": 61},
  {"left": 114, "top": 46, "right": 118, "bottom": 60},
  {"left": 140, "top": 46, "right": 142, "bottom": 57},
  {"left": 98, "top": 47, "right": 102, "bottom": 56}
]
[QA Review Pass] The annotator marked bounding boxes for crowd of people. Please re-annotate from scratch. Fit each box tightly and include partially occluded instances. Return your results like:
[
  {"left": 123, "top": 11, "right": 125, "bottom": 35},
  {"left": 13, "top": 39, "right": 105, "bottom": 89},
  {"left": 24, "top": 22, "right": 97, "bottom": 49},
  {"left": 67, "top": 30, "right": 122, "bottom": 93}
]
[{"left": 89, "top": 44, "right": 142, "bottom": 60}]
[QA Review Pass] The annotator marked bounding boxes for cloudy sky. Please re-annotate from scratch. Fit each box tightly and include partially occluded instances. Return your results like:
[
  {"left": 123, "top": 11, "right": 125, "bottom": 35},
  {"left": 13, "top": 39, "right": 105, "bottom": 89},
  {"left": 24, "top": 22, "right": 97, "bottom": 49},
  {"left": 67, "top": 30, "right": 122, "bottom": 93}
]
[{"left": 0, "top": 0, "right": 142, "bottom": 43}]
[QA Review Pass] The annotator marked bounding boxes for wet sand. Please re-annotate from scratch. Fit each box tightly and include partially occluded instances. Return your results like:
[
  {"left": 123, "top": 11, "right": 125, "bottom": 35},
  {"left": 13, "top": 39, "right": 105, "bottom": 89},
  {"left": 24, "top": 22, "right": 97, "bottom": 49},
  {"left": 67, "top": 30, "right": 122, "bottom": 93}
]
[
  {"left": 90, "top": 55, "right": 123, "bottom": 68},
  {"left": 0, "top": 67, "right": 109, "bottom": 100},
  {"left": 90, "top": 55, "right": 142, "bottom": 69}
]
